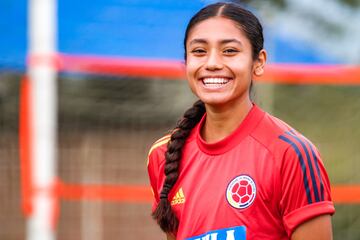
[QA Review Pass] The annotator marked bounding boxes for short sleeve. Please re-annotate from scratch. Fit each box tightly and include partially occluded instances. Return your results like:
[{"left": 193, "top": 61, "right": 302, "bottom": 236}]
[
  {"left": 278, "top": 133, "right": 335, "bottom": 236},
  {"left": 147, "top": 136, "right": 169, "bottom": 212},
  {"left": 147, "top": 152, "right": 160, "bottom": 212}
]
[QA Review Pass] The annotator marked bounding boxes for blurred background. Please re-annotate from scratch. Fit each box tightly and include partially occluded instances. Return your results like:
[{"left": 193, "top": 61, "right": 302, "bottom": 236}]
[{"left": 0, "top": 0, "right": 360, "bottom": 239}]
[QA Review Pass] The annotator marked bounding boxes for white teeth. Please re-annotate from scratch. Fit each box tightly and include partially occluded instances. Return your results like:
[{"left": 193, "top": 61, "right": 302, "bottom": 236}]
[
  {"left": 202, "top": 77, "right": 230, "bottom": 85},
  {"left": 202, "top": 77, "right": 230, "bottom": 89}
]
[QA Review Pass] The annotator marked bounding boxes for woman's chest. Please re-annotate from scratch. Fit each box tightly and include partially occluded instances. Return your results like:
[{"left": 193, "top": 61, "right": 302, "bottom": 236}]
[{"left": 170, "top": 145, "right": 284, "bottom": 239}]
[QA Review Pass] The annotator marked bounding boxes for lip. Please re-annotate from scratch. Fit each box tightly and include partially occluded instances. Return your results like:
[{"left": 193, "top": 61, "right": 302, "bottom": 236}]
[{"left": 198, "top": 75, "right": 233, "bottom": 80}]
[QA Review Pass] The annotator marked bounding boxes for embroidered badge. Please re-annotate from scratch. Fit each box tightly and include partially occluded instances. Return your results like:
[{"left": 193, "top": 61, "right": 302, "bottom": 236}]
[{"left": 226, "top": 175, "right": 256, "bottom": 209}]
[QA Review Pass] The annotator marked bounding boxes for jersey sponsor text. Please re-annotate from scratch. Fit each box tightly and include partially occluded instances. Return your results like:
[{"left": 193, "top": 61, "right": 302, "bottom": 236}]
[{"left": 186, "top": 226, "right": 246, "bottom": 240}]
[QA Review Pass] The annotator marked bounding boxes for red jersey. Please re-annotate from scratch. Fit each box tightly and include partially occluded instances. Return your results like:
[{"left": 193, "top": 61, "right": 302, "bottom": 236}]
[{"left": 147, "top": 104, "right": 335, "bottom": 240}]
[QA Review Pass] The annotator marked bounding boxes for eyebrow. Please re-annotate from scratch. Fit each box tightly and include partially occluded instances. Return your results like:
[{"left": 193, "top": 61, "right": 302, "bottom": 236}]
[{"left": 188, "top": 38, "right": 243, "bottom": 46}]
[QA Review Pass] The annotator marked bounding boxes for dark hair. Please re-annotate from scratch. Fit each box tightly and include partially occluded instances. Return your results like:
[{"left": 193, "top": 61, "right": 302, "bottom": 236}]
[
  {"left": 152, "top": 100, "right": 206, "bottom": 233},
  {"left": 152, "top": 2, "right": 264, "bottom": 234},
  {"left": 184, "top": 2, "right": 264, "bottom": 60}
]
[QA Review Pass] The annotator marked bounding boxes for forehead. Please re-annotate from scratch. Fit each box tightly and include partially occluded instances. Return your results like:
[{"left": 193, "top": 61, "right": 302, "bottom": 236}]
[{"left": 187, "top": 17, "right": 249, "bottom": 44}]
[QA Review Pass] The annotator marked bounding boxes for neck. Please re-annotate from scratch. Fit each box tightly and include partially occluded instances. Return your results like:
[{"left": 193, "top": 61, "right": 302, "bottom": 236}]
[{"left": 201, "top": 98, "right": 252, "bottom": 143}]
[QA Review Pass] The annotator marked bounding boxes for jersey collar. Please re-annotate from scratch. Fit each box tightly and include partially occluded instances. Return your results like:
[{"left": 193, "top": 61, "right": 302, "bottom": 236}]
[{"left": 196, "top": 104, "right": 265, "bottom": 155}]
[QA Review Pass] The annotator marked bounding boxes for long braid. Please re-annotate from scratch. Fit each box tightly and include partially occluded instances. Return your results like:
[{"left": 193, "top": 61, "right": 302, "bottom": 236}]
[{"left": 152, "top": 100, "right": 206, "bottom": 233}]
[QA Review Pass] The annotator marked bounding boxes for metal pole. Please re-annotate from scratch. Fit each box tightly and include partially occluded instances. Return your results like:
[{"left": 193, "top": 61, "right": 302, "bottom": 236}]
[{"left": 27, "top": 0, "right": 57, "bottom": 239}]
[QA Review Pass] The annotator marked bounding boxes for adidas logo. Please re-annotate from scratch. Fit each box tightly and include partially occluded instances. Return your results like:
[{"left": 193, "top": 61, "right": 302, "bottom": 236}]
[{"left": 171, "top": 187, "right": 186, "bottom": 205}]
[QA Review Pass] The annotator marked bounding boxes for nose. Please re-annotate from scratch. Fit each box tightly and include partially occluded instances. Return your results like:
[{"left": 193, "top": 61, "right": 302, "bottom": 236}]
[{"left": 205, "top": 50, "right": 223, "bottom": 70}]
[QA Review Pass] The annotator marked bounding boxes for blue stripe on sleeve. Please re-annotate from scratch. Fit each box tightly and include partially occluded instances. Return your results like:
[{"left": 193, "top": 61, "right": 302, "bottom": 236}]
[
  {"left": 306, "top": 141, "right": 325, "bottom": 201},
  {"left": 279, "top": 135, "right": 312, "bottom": 204},
  {"left": 285, "top": 131, "right": 320, "bottom": 202}
]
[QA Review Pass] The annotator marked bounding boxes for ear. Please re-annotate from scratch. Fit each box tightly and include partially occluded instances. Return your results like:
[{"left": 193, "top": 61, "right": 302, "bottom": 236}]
[{"left": 253, "top": 49, "right": 267, "bottom": 77}]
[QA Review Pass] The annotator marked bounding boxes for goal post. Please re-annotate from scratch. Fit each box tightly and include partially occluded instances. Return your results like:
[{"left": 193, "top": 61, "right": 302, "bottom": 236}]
[{"left": 26, "top": 0, "right": 58, "bottom": 239}]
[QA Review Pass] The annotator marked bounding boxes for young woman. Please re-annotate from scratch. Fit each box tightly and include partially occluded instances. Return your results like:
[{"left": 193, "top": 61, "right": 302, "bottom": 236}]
[{"left": 147, "top": 2, "right": 335, "bottom": 240}]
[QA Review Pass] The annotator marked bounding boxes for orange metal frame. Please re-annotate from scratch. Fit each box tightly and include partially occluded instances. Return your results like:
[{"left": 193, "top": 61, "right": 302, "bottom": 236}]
[
  {"left": 57, "top": 54, "right": 360, "bottom": 85},
  {"left": 57, "top": 182, "right": 360, "bottom": 204},
  {"left": 20, "top": 54, "right": 360, "bottom": 220}
]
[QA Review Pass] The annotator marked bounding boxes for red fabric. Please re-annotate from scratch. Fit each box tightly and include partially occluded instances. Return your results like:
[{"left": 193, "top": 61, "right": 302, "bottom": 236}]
[{"left": 147, "top": 105, "right": 335, "bottom": 240}]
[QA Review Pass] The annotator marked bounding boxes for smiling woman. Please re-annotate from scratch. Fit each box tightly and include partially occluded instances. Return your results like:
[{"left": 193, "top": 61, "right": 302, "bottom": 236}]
[
  {"left": 184, "top": 16, "right": 267, "bottom": 143},
  {"left": 147, "top": 2, "right": 335, "bottom": 240},
  {"left": 185, "top": 16, "right": 266, "bottom": 137}
]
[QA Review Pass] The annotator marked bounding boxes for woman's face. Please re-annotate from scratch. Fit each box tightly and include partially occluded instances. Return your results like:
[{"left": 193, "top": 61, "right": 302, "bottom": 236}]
[{"left": 185, "top": 17, "right": 262, "bottom": 108}]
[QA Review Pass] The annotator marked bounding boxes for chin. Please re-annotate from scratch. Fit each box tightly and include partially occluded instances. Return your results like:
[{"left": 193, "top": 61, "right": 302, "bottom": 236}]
[{"left": 198, "top": 96, "right": 231, "bottom": 106}]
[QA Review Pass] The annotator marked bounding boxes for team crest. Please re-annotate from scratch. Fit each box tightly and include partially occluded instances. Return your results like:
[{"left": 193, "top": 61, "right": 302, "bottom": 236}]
[{"left": 226, "top": 175, "right": 256, "bottom": 209}]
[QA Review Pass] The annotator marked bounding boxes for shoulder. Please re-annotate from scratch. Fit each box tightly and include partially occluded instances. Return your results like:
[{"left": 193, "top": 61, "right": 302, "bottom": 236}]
[
  {"left": 147, "top": 134, "right": 171, "bottom": 166},
  {"left": 147, "top": 124, "right": 198, "bottom": 169},
  {"left": 148, "top": 134, "right": 171, "bottom": 156},
  {"left": 250, "top": 110, "right": 318, "bottom": 158},
  {"left": 250, "top": 110, "right": 324, "bottom": 182}
]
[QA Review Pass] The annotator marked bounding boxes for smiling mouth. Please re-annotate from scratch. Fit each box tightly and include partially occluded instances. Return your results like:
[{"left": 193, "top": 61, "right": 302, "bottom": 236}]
[{"left": 201, "top": 77, "right": 231, "bottom": 88}]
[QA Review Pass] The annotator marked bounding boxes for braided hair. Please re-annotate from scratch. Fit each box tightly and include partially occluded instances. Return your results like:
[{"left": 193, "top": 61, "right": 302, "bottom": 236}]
[
  {"left": 152, "top": 1, "right": 264, "bottom": 234},
  {"left": 152, "top": 100, "right": 205, "bottom": 232}
]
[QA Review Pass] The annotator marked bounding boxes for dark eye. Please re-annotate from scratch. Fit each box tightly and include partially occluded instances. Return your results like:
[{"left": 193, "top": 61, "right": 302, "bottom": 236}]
[
  {"left": 191, "top": 49, "right": 206, "bottom": 55},
  {"left": 224, "top": 49, "right": 239, "bottom": 54}
]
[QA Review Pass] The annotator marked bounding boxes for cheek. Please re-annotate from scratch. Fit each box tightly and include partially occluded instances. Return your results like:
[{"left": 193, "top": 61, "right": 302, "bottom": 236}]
[
  {"left": 185, "top": 65, "right": 198, "bottom": 94},
  {"left": 185, "top": 59, "right": 198, "bottom": 78},
  {"left": 186, "top": 78, "right": 198, "bottom": 96},
  {"left": 229, "top": 59, "right": 254, "bottom": 76}
]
